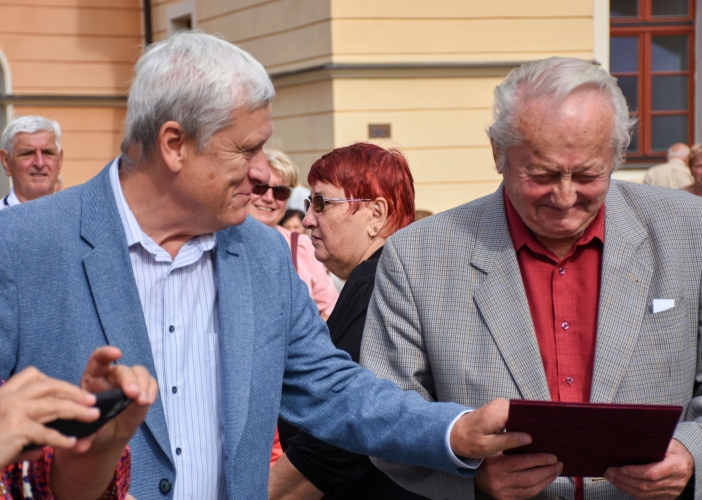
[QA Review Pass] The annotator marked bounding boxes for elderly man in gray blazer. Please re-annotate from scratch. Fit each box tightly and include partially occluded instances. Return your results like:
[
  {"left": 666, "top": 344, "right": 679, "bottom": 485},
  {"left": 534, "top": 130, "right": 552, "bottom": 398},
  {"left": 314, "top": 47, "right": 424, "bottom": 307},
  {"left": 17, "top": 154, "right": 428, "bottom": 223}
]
[{"left": 362, "top": 57, "right": 702, "bottom": 500}]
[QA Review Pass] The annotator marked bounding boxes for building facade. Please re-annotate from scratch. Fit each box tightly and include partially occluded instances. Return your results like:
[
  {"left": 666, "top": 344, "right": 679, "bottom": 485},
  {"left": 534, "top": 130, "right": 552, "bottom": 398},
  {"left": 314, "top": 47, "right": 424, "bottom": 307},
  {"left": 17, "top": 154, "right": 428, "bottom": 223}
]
[
  {"left": 1, "top": 1, "right": 700, "bottom": 212},
  {"left": 0, "top": 0, "right": 143, "bottom": 197}
]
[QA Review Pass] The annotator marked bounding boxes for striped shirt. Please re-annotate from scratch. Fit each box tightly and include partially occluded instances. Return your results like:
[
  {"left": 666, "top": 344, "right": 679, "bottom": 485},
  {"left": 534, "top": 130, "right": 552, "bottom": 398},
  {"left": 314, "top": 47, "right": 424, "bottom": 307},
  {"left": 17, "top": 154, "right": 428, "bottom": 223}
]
[{"left": 109, "top": 158, "right": 226, "bottom": 499}]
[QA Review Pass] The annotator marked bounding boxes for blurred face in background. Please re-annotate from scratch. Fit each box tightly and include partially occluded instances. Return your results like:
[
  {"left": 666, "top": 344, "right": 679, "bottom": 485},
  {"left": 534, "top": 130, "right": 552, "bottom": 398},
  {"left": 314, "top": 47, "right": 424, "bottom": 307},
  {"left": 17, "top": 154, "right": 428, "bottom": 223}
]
[
  {"left": 246, "top": 166, "right": 289, "bottom": 227},
  {"left": 282, "top": 213, "right": 305, "bottom": 234},
  {"left": 0, "top": 131, "right": 62, "bottom": 202}
]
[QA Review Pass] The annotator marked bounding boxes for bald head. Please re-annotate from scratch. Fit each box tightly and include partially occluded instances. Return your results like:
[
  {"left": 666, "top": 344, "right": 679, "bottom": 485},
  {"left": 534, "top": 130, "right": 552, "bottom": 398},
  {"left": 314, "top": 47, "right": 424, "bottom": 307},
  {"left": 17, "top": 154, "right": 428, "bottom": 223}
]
[{"left": 668, "top": 143, "right": 690, "bottom": 164}]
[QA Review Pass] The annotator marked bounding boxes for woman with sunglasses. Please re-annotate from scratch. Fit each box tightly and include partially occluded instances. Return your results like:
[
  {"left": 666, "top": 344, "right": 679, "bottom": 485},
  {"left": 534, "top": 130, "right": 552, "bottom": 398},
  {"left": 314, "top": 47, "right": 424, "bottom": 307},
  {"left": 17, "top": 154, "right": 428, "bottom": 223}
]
[
  {"left": 270, "top": 143, "right": 426, "bottom": 500},
  {"left": 246, "top": 149, "right": 338, "bottom": 319}
]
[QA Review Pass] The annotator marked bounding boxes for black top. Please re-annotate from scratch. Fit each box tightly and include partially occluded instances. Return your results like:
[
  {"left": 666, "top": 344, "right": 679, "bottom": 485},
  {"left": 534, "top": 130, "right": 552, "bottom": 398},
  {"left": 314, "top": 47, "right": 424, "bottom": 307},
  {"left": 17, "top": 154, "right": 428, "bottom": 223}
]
[{"left": 278, "top": 247, "right": 427, "bottom": 500}]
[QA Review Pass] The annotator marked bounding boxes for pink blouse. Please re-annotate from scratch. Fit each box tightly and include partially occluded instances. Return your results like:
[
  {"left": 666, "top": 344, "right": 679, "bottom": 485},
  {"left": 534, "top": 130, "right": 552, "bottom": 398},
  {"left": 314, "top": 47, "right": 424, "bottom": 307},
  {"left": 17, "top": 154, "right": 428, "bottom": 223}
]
[{"left": 275, "top": 226, "right": 338, "bottom": 316}]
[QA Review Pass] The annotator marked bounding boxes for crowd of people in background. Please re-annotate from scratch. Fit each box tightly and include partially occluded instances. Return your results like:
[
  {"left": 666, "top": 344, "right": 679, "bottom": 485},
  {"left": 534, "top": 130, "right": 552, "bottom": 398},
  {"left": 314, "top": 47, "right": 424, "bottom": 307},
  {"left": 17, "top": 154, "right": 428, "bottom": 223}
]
[{"left": 1, "top": 30, "right": 702, "bottom": 500}]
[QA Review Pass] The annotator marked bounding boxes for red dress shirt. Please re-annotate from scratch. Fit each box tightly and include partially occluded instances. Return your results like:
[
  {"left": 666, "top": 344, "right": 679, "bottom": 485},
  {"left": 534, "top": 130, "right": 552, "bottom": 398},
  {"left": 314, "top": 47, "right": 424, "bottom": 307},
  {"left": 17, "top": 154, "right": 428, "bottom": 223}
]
[{"left": 505, "top": 192, "right": 604, "bottom": 498}]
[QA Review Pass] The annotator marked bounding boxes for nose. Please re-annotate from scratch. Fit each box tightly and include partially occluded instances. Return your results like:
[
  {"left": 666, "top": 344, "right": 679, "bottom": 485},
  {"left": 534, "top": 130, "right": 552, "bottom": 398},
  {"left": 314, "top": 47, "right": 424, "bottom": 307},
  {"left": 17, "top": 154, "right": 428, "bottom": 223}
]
[
  {"left": 552, "top": 177, "right": 577, "bottom": 210},
  {"left": 248, "top": 150, "right": 270, "bottom": 186},
  {"left": 32, "top": 151, "right": 46, "bottom": 168},
  {"left": 261, "top": 185, "right": 275, "bottom": 202},
  {"left": 302, "top": 204, "right": 317, "bottom": 229}
]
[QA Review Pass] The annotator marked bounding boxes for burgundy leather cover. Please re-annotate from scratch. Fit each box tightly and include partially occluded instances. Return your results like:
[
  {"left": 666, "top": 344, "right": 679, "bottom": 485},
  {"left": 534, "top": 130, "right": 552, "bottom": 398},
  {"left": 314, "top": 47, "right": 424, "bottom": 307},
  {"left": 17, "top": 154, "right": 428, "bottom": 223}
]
[{"left": 504, "top": 399, "right": 682, "bottom": 477}]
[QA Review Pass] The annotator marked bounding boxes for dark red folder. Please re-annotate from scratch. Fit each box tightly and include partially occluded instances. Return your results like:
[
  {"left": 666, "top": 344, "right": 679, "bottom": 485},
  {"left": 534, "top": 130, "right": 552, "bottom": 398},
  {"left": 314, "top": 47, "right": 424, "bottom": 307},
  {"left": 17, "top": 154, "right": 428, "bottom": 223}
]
[{"left": 504, "top": 400, "right": 683, "bottom": 477}]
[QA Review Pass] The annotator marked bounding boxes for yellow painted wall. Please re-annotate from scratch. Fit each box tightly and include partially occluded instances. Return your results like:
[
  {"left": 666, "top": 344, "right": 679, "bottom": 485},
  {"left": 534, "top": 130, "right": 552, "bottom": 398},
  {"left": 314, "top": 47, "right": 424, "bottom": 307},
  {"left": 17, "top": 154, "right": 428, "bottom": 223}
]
[{"left": 0, "top": 0, "right": 142, "bottom": 188}]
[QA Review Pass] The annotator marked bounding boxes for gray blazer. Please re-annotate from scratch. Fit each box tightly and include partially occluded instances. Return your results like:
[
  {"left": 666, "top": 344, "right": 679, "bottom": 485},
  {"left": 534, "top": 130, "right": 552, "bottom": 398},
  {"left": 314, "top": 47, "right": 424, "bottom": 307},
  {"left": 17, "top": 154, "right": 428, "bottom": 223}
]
[
  {"left": 362, "top": 181, "right": 702, "bottom": 499},
  {"left": 0, "top": 163, "right": 473, "bottom": 499}
]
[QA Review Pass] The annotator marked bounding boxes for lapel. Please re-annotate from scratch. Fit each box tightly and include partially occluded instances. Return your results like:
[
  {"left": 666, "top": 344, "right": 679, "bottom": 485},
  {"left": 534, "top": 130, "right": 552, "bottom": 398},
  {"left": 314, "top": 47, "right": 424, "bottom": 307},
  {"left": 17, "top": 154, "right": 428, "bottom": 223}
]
[
  {"left": 80, "top": 166, "right": 173, "bottom": 463},
  {"left": 471, "top": 186, "right": 551, "bottom": 401},
  {"left": 590, "top": 181, "right": 653, "bottom": 403},
  {"left": 215, "top": 228, "right": 256, "bottom": 460}
]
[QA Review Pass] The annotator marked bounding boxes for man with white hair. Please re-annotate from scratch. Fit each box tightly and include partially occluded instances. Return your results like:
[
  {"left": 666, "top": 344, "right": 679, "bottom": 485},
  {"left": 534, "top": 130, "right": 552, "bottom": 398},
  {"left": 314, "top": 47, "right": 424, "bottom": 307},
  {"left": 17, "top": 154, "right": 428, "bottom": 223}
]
[
  {"left": 643, "top": 142, "right": 693, "bottom": 188},
  {"left": 0, "top": 32, "right": 527, "bottom": 499},
  {"left": 0, "top": 115, "right": 63, "bottom": 207},
  {"left": 362, "top": 57, "right": 702, "bottom": 499}
]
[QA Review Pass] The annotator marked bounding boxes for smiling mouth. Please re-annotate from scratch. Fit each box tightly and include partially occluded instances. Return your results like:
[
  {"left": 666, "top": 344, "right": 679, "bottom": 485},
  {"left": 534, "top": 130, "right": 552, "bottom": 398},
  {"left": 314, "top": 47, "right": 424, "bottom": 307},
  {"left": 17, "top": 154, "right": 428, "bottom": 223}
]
[{"left": 253, "top": 205, "right": 275, "bottom": 212}]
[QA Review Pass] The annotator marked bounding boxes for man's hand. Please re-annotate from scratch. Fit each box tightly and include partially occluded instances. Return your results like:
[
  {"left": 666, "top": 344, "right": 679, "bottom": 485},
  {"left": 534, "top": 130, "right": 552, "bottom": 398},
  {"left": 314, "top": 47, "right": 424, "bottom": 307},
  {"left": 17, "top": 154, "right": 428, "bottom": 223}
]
[
  {"left": 0, "top": 367, "right": 99, "bottom": 468},
  {"left": 74, "top": 345, "right": 157, "bottom": 453},
  {"left": 449, "top": 398, "right": 531, "bottom": 458},
  {"left": 605, "top": 439, "right": 694, "bottom": 499},
  {"left": 51, "top": 346, "right": 157, "bottom": 500},
  {"left": 475, "top": 452, "right": 562, "bottom": 499}
]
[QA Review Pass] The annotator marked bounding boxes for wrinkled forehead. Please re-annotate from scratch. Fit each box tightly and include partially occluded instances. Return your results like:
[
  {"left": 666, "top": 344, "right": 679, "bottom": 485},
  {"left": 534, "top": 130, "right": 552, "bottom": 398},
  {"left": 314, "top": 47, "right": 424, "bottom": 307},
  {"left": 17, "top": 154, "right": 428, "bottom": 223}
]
[{"left": 12, "top": 130, "right": 59, "bottom": 151}]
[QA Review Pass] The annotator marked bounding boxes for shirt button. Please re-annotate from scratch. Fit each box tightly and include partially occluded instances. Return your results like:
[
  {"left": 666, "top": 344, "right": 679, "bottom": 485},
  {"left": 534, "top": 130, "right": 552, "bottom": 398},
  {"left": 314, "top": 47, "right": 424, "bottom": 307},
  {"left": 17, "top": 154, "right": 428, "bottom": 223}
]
[
  {"left": 172, "top": 386, "right": 177, "bottom": 394},
  {"left": 559, "top": 267, "right": 565, "bottom": 275},
  {"left": 176, "top": 447, "right": 182, "bottom": 455},
  {"left": 169, "top": 325, "right": 175, "bottom": 333},
  {"left": 561, "top": 321, "right": 569, "bottom": 330},
  {"left": 566, "top": 376, "right": 574, "bottom": 385},
  {"left": 159, "top": 478, "right": 171, "bottom": 494}
]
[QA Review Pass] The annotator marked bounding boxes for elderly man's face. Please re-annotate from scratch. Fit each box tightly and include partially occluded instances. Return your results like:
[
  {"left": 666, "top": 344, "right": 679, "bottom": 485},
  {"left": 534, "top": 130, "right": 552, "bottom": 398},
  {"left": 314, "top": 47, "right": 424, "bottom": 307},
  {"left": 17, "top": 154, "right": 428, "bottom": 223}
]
[
  {"left": 0, "top": 131, "right": 62, "bottom": 202},
  {"left": 176, "top": 104, "right": 273, "bottom": 232},
  {"left": 500, "top": 89, "right": 614, "bottom": 254}
]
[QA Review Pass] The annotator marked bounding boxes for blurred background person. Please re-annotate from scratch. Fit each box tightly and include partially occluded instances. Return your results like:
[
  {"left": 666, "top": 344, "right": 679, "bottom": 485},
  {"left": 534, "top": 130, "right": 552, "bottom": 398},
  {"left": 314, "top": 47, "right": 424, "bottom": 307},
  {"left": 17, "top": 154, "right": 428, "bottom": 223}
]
[
  {"left": 682, "top": 143, "right": 702, "bottom": 197},
  {"left": 0, "top": 346, "right": 157, "bottom": 499},
  {"left": 280, "top": 208, "right": 307, "bottom": 235},
  {"left": 269, "top": 143, "right": 426, "bottom": 500},
  {"left": 247, "top": 149, "right": 338, "bottom": 319},
  {"left": 0, "top": 116, "right": 64, "bottom": 208},
  {"left": 642, "top": 142, "right": 692, "bottom": 189}
]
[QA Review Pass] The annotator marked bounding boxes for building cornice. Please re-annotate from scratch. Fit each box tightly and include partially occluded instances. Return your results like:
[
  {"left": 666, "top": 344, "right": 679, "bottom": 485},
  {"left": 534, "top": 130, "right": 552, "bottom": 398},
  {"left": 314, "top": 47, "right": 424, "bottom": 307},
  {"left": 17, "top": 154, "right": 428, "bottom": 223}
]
[
  {"left": 270, "top": 61, "right": 529, "bottom": 88},
  {"left": 0, "top": 94, "right": 127, "bottom": 107}
]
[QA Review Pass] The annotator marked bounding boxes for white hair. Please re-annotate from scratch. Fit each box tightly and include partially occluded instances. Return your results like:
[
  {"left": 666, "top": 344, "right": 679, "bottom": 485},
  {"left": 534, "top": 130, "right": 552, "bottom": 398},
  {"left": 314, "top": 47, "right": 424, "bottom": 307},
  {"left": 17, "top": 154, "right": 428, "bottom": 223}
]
[
  {"left": 0, "top": 115, "right": 62, "bottom": 154},
  {"left": 121, "top": 31, "right": 275, "bottom": 167},
  {"left": 487, "top": 57, "right": 636, "bottom": 172}
]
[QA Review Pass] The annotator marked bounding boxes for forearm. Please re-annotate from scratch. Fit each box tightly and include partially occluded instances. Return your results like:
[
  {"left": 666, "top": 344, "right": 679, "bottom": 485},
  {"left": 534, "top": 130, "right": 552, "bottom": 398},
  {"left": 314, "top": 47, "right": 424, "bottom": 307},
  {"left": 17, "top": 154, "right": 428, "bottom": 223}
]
[
  {"left": 269, "top": 453, "right": 324, "bottom": 500},
  {"left": 50, "top": 442, "right": 127, "bottom": 500}
]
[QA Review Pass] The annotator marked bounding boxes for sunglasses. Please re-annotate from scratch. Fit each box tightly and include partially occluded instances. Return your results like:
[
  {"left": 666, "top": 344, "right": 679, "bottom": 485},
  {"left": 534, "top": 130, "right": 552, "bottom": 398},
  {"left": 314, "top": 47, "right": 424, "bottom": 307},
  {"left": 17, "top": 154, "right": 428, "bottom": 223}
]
[
  {"left": 304, "top": 195, "right": 373, "bottom": 214},
  {"left": 252, "top": 184, "right": 292, "bottom": 201}
]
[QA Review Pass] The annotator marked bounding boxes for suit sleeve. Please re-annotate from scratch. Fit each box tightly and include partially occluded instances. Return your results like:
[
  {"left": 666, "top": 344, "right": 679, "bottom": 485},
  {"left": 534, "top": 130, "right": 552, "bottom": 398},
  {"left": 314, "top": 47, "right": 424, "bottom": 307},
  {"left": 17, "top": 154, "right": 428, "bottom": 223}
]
[
  {"left": 0, "top": 231, "right": 19, "bottom": 380},
  {"left": 277, "top": 235, "right": 474, "bottom": 478},
  {"left": 672, "top": 271, "right": 702, "bottom": 498},
  {"left": 360, "top": 238, "right": 480, "bottom": 499}
]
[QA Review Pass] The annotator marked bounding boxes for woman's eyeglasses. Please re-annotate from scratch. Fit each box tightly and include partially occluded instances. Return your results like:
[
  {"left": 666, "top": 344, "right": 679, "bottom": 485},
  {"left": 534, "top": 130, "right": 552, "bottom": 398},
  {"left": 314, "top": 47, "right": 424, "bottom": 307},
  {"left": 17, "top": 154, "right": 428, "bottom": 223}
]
[
  {"left": 304, "top": 195, "right": 372, "bottom": 214},
  {"left": 252, "top": 184, "right": 292, "bottom": 201}
]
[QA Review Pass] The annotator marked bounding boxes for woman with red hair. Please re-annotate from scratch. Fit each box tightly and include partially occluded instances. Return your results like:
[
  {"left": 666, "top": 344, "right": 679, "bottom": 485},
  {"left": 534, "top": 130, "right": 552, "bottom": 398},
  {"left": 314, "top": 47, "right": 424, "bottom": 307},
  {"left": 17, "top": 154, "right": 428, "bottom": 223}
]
[{"left": 269, "top": 143, "right": 426, "bottom": 500}]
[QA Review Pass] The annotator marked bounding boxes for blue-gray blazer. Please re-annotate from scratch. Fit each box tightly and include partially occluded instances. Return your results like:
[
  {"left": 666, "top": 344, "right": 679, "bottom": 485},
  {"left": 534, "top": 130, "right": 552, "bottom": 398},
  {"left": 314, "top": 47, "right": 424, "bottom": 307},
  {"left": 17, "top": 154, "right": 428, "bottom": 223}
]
[{"left": 0, "top": 164, "right": 470, "bottom": 499}]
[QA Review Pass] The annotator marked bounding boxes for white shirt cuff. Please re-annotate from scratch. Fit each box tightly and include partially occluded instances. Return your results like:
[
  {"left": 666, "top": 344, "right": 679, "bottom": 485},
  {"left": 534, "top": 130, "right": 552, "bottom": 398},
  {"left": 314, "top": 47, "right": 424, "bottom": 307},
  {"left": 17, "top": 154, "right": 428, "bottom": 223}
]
[{"left": 445, "top": 410, "right": 483, "bottom": 469}]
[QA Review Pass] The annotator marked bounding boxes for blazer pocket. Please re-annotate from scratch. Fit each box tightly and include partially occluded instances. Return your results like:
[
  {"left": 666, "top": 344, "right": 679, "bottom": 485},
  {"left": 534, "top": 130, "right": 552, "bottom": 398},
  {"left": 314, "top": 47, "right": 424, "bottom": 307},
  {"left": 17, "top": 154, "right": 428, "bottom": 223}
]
[
  {"left": 254, "top": 313, "right": 285, "bottom": 351},
  {"left": 643, "top": 296, "right": 687, "bottom": 329}
]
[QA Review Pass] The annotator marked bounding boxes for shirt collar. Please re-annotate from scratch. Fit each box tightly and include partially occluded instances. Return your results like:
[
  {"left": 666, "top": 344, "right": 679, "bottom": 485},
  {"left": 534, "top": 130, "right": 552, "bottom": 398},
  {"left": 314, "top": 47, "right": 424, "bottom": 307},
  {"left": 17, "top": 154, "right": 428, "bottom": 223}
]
[
  {"left": 504, "top": 189, "right": 605, "bottom": 260},
  {"left": 6, "top": 188, "right": 20, "bottom": 207},
  {"left": 108, "top": 157, "right": 217, "bottom": 257}
]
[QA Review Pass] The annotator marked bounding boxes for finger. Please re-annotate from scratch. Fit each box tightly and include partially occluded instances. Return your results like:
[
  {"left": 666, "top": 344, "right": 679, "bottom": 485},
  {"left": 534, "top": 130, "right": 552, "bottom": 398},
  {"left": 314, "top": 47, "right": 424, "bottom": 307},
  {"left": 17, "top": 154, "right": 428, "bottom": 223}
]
[
  {"left": 129, "top": 366, "right": 158, "bottom": 405},
  {"left": 507, "top": 462, "right": 563, "bottom": 487},
  {"left": 96, "top": 364, "right": 140, "bottom": 400},
  {"left": 497, "top": 452, "right": 559, "bottom": 473},
  {"left": 17, "top": 378, "right": 95, "bottom": 407},
  {"left": 18, "top": 421, "right": 79, "bottom": 451},
  {"left": 2, "top": 367, "right": 49, "bottom": 390},
  {"left": 81, "top": 346, "right": 123, "bottom": 383},
  {"left": 24, "top": 398, "right": 100, "bottom": 424},
  {"left": 480, "top": 431, "right": 533, "bottom": 456},
  {"left": 515, "top": 466, "right": 562, "bottom": 498}
]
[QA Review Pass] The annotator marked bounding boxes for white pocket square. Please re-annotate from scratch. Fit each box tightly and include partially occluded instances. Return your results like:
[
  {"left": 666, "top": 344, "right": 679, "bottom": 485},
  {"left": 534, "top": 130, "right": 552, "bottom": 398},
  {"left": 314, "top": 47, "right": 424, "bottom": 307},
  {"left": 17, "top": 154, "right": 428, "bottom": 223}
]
[{"left": 652, "top": 299, "right": 675, "bottom": 313}]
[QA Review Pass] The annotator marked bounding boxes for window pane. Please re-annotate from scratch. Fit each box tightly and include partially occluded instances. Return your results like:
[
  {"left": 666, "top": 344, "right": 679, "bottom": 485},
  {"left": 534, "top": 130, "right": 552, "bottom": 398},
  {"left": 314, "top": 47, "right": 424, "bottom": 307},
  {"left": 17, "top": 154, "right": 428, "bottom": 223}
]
[
  {"left": 651, "top": 115, "right": 688, "bottom": 151},
  {"left": 651, "top": 0, "right": 689, "bottom": 16},
  {"left": 617, "top": 76, "right": 638, "bottom": 111},
  {"left": 611, "top": 0, "right": 639, "bottom": 17},
  {"left": 610, "top": 37, "right": 639, "bottom": 72},
  {"left": 651, "top": 36, "right": 689, "bottom": 71},
  {"left": 628, "top": 121, "right": 639, "bottom": 152},
  {"left": 652, "top": 75, "right": 688, "bottom": 110}
]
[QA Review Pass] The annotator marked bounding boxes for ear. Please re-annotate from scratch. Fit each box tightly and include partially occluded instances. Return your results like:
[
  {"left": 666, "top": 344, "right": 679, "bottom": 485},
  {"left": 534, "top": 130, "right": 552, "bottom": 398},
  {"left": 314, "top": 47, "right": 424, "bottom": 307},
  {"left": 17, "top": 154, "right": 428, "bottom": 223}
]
[
  {"left": 56, "top": 149, "right": 64, "bottom": 172},
  {"left": 157, "top": 121, "right": 189, "bottom": 174},
  {"left": 0, "top": 150, "right": 10, "bottom": 178},
  {"left": 368, "top": 197, "right": 389, "bottom": 238},
  {"left": 491, "top": 139, "right": 507, "bottom": 174}
]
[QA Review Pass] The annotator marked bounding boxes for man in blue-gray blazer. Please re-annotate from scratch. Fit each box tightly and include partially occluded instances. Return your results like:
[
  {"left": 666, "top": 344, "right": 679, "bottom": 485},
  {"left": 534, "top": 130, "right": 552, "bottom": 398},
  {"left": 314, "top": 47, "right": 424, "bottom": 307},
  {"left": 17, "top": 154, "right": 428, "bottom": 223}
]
[{"left": 0, "top": 33, "right": 525, "bottom": 499}]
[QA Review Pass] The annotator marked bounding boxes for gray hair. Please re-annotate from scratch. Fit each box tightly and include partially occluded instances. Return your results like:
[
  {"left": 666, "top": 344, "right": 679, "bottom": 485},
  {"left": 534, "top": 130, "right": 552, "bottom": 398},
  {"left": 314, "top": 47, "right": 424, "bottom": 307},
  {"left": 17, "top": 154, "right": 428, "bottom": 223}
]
[
  {"left": 121, "top": 31, "right": 275, "bottom": 167},
  {"left": 487, "top": 57, "right": 636, "bottom": 172},
  {"left": 0, "top": 115, "right": 62, "bottom": 155}
]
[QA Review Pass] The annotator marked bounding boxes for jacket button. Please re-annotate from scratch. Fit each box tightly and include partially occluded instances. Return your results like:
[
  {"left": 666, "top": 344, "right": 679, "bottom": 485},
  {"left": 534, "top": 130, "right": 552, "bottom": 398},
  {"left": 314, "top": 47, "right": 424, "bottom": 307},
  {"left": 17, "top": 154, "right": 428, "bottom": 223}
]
[{"left": 159, "top": 478, "right": 171, "bottom": 494}]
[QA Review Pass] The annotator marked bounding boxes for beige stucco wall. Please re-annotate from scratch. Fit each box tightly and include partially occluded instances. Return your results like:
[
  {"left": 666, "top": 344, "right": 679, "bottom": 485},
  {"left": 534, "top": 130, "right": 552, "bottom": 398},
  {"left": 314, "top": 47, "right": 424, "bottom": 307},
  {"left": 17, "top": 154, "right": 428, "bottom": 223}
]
[
  {"left": 151, "top": 0, "right": 600, "bottom": 213},
  {"left": 0, "top": 0, "right": 141, "bottom": 189}
]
